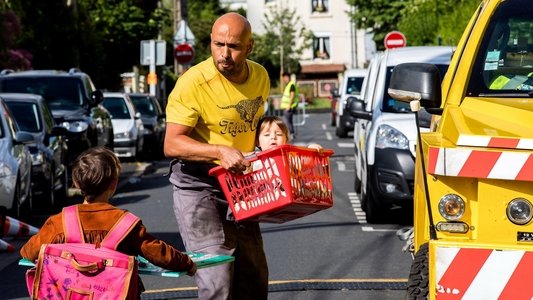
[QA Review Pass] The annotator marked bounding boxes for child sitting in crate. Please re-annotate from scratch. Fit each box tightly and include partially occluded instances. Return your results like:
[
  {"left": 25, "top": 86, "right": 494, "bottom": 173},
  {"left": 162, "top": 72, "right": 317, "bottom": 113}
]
[{"left": 254, "top": 115, "right": 322, "bottom": 151}]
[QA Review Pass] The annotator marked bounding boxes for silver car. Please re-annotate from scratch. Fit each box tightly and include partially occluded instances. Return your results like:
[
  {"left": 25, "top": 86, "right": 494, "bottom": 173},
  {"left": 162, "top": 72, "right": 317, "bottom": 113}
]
[
  {"left": 0, "top": 96, "right": 33, "bottom": 218},
  {"left": 102, "top": 93, "right": 144, "bottom": 159},
  {"left": 3, "top": 93, "right": 69, "bottom": 214}
]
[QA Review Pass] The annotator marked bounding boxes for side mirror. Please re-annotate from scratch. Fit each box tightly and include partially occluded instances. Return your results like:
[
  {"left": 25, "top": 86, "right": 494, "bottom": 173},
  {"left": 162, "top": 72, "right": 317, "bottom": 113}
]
[
  {"left": 89, "top": 90, "right": 104, "bottom": 107},
  {"left": 14, "top": 131, "right": 34, "bottom": 144},
  {"left": 135, "top": 112, "right": 142, "bottom": 119},
  {"left": 388, "top": 63, "right": 442, "bottom": 109},
  {"left": 347, "top": 96, "right": 372, "bottom": 120}
]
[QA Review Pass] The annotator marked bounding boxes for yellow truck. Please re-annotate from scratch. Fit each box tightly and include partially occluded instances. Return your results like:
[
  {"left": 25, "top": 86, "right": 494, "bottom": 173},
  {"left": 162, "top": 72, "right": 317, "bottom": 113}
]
[{"left": 388, "top": 0, "right": 533, "bottom": 298}]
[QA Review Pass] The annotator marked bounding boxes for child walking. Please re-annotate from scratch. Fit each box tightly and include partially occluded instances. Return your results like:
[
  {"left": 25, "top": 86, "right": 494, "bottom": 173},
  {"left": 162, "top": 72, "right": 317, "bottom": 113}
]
[{"left": 20, "top": 146, "right": 196, "bottom": 297}]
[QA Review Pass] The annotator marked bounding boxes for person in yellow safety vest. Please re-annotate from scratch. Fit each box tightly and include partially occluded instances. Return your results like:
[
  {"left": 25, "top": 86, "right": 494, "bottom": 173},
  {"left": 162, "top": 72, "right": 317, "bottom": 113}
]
[
  {"left": 489, "top": 71, "right": 533, "bottom": 90},
  {"left": 280, "top": 72, "right": 299, "bottom": 138}
]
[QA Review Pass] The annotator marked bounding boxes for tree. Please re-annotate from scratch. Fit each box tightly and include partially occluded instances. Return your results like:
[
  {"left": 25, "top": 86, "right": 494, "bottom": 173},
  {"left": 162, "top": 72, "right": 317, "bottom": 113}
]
[
  {"left": 346, "top": 0, "right": 408, "bottom": 50},
  {"left": 250, "top": 5, "right": 313, "bottom": 86}
]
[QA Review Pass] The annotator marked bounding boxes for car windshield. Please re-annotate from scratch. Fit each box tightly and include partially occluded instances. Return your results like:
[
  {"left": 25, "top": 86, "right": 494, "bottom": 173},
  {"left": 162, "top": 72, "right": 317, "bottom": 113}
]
[
  {"left": 6, "top": 102, "right": 41, "bottom": 133},
  {"left": 468, "top": 0, "right": 533, "bottom": 96},
  {"left": 103, "top": 97, "right": 131, "bottom": 119},
  {"left": 0, "top": 77, "right": 85, "bottom": 109},
  {"left": 383, "top": 64, "right": 449, "bottom": 113},
  {"left": 130, "top": 95, "right": 157, "bottom": 117},
  {"left": 345, "top": 77, "right": 364, "bottom": 95}
]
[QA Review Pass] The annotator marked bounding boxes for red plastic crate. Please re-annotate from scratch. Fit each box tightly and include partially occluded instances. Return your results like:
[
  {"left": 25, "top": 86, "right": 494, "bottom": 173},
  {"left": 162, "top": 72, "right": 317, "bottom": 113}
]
[{"left": 208, "top": 145, "right": 334, "bottom": 223}]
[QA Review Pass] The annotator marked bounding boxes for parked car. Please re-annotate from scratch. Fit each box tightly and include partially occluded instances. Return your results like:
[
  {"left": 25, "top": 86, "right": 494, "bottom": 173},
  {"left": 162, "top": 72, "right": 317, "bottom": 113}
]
[
  {"left": 2, "top": 93, "right": 69, "bottom": 213},
  {"left": 348, "top": 46, "right": 453, "bottom": 223},
  {"left": 0, "top": 69, "right": 114, "bottom": 165},
  {"left": 335, "top": 68, "right": 367, "bottom": 138},
  {"left": 0, "top": 96, "right": 33, "bottom": 219},
  {"left": 102, "top": 93, "right": 144, "bottom": 159},
  {"left": 127, "top": 93, "right": 165, "bottom": 157}
]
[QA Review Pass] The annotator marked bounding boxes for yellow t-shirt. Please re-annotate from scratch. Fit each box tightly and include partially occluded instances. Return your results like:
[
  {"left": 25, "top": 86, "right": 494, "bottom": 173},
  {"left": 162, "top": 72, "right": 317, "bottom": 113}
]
[{"left": 166, "top": 57, "right": 270, "bottom": 153}]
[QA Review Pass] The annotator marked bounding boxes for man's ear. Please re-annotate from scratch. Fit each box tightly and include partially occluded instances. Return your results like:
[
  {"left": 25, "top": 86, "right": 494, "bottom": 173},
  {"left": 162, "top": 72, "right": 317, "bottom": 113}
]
[{"left": 247, "top": 39, "right": 254, "bottom": 55}]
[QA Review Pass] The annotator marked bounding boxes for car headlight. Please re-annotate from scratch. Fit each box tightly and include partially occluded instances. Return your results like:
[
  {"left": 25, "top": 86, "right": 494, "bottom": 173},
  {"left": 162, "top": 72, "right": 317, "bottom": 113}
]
[
  {"left": 438, "top": 194, "right": 465, "bottom": 221},
  {"left": 31, "top": 152, "right": 45, "bottom": 165},
  {"left": 114, "top": 131, "right": 131, "bottom": 139},
  {"left": 376, "top": 124, "right": 409, "bottom": 150},
  {"left": 61, "top": 121, "right": 89, "bottom": 133},
  {"left": 507, "top": 198, "right": 533, "bottom": 225}
]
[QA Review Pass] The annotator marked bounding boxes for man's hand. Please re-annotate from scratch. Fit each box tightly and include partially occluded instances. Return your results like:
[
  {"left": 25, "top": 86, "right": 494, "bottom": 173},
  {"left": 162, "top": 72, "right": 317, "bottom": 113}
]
[{"left": 217, "top": 145, "right": 251, "bottom": 173}]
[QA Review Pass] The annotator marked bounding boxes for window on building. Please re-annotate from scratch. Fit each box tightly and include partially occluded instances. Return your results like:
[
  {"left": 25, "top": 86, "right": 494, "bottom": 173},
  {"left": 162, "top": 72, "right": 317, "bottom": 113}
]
[
  {"left": 313, "top": 36, "right": 330, "bottom": 60},
  {"left": 311, "top": 0, "right": 329, "bottom": 13}
]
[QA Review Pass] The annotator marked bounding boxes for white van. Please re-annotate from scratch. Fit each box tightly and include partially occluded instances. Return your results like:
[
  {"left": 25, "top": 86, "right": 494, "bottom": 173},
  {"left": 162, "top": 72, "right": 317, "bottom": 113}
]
[
  {"left": 335, "top": 68, "right": 366, "bottom": 138},
  {"left": 348, "top": 46, "right": 453, "bottom": 222}
]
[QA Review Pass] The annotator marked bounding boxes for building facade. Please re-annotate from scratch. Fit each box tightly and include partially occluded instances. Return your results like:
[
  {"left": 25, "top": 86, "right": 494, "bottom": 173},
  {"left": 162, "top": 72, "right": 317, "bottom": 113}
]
[{"left": 246, "top": 0, "right": 376, "bottom": 98}]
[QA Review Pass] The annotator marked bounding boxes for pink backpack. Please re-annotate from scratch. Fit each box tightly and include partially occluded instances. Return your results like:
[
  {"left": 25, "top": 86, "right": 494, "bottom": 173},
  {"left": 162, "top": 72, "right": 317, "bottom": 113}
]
[{"left": 25, "top": 205, "right": 141, "bottom": 299}]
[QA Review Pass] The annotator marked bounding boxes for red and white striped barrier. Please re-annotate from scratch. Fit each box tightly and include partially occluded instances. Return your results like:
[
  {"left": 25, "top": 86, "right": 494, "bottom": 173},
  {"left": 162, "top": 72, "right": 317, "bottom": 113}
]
[
  {"left": 3, "top": 216, "right": 39, "bottom": 238},
  {"left": 0, "top": 238, "right": 15, "bottom": 252},
  {"left": 428, "top": 147, "right": 533, "bottom": 181},
  {"left": 436, "top": 246, "right": 533, "bottom": 299},
  {"left": 457, "top": 135, "right": 533, "bottom": 150}
]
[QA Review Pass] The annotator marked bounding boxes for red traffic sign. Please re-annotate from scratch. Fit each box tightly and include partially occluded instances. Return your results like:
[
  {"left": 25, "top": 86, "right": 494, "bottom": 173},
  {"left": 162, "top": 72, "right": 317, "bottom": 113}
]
[
  {"left": 175, "top": 43, "right": 194, "bottom": 65},
  {"left": 384, "top": 31, "right": 406, "bottom": 49}
]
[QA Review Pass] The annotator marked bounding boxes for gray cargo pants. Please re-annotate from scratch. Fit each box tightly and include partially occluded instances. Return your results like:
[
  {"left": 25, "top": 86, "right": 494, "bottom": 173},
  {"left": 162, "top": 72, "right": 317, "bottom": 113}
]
[{"left": 169, "top": 160, "right": 268, "bottom": 300}]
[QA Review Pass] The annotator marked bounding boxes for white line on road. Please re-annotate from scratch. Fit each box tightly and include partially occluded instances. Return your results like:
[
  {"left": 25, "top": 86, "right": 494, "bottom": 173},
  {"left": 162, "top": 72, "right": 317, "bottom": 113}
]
[
  {"left": 338, "top": 142, "right": 355, "bottom": 148},
  {"left": 326, "top": 131, "right": 332, "bottom": 140},
  {"left": 361, "top": 226, "right": 398, "bottom": 232},
  {"left": 322, "top": 123, "right": 327, "bottom": 130}
]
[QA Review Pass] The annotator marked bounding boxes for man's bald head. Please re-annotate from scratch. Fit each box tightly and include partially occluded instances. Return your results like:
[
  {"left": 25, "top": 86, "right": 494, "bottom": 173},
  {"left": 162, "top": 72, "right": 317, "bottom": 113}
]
[
  {"left": 210, "top": 13, "right": 254, "bottom": 83},
  {"left": 212, "top": 12, "right": 252, "bottom": 41}
]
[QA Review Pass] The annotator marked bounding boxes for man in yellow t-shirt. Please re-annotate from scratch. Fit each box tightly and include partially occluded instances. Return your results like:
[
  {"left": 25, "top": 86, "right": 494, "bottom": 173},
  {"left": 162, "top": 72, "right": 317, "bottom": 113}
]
[{"left": 164, "top": 13, "right": 270, "bottom": 300}]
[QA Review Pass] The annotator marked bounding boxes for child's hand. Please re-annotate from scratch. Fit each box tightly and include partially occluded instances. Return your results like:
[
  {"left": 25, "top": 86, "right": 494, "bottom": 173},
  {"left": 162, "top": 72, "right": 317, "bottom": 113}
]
[
  {"left": 187, "top": 263, "right": 197, "bottom": 276},
  {"left": 307, "top": 143, "right": 323, "bottom": 150}
]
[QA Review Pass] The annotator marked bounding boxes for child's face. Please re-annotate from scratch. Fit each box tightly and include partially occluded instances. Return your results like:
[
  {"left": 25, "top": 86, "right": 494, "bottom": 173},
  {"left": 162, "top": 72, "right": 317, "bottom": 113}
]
[{"left": 258, "top": 123, "right": 288, "bottom": 150}]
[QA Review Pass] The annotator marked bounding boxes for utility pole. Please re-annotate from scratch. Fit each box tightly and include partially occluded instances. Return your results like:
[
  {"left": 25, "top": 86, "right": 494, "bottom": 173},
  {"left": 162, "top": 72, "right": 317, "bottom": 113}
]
[{"left": 174, "top": 0, "right": 182, "bottom": 75}]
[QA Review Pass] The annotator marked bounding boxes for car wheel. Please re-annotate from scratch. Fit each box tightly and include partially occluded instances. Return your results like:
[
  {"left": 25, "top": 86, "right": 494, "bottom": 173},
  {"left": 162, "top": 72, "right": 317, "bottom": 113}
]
[
  {"left": 354, "top": 169, "right": 362, "bottom": 194},
  {"left": 336, "top": 121, "right": 348, "bottom": 138},
  {"left": 53, "top": 166, "right": 69, "bottom": 212},
  {"left": 406, "top": 243, "right": 429, "bottom": 300},
  {"left": 33, "top": 176, "right": 54, "bottom": 214},
  {"left": 364, "top": 184, "right": 383, "bottom": 224},
  {"left": 11, "top": 176, "right": 31, "bottom": 220}
]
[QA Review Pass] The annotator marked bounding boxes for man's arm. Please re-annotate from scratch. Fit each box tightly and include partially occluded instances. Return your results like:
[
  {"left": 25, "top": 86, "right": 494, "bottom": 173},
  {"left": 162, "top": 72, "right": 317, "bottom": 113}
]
[{"left": 164, "top": 122, "right": 250, "bottom": 172}]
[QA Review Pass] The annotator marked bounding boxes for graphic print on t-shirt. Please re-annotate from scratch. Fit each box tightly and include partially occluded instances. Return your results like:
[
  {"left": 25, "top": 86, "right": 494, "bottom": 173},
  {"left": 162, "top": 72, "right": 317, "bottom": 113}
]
[{"left": 217, "top": 96, "right": 264, "bottom": 136}]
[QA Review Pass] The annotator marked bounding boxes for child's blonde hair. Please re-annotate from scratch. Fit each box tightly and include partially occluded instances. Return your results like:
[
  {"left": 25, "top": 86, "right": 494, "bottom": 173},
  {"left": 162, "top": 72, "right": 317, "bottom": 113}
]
[
  {"left": 256, "top": 116, "right": 289, "bottom": 147},
  {"left": 71, "top": 146, "right": 121, "bottom": 202}
]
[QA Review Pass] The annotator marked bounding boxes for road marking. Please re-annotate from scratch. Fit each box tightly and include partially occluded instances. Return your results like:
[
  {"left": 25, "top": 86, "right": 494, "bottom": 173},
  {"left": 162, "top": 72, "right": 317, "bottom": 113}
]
[
  {"left": 348, "top": 192, "right": 367, "bottom": 224},
  {"left": 326, "top": 131, "right": 332, "bottom": 140},
  {"left": 338, "top": 142, "right": 355, "bottom": 148},
  {"left": 337, "top": 161, "right": 346, "bottom": 171},
  {"left": 361, "top": 226, "right": 398, "bottom": 232},
  {"left": 321, "top": 123, "right": 327, "bottom": 130}
]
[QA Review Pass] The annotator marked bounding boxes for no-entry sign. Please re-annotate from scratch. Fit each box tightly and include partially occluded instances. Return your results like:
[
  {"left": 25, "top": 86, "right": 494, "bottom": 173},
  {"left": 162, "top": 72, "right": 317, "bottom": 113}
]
[
  {"left": 384, "top": 31, "right": 406, "bottom": 49},
  {"left": 175, "top": 43, "right": 195, "bottom": 65}
]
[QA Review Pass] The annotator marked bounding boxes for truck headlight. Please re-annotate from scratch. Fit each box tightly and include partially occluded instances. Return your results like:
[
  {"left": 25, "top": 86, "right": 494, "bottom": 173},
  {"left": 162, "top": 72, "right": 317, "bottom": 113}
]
[
  {"left": 507, "top": 198, "right": 533, "bottom": 225},
  {"left": 376, "top": 124, "right": 409, "bottom": 150},
  {"left": 438, "top": 194, "right": 465, "bottom": 221},
  {"left": 61, "top": 121, "right": 89, "bottom": 133}
]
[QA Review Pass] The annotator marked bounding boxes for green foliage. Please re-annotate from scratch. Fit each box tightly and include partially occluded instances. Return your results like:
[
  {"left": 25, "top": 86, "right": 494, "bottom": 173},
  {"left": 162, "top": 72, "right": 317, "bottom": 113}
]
[
  {"left": 346, "top": 0, "right": 480, "bottom": 49},
  {"left": 346, "top": 0, "right": 409, "bottom": 50},
  {"left": 249, "top": 5, "right": 313, "bottom": 86}
]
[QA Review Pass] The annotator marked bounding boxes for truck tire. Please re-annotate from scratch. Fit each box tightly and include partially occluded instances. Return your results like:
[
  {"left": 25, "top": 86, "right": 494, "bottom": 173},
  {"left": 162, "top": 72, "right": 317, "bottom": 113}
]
[
  {"left": 406, "top": 243, "right": 429, "bottom": 300},
  {"left": 336, "top": 122, "right": 348, "bottom": 138}
]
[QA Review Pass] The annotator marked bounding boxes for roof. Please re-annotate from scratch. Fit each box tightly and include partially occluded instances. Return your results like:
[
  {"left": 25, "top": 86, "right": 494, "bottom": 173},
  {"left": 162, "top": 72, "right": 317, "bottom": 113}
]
[
  {"left": 385, "top": 46, "right": 455, "bottom": 66},
  {"left": 300, "top": 64, "right": 346, "bottom": 74}
]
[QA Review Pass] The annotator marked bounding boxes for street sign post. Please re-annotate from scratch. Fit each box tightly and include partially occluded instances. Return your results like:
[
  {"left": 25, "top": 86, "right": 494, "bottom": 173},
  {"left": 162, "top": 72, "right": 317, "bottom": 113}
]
[
  {"left": 175, "top": 43, "right": 194, "bottom": 65},
  {"left": 384, "top": 31, "right": 406, "bottom": 49},
  {"left": 140, "top": 40, "right": 166, "bottom": 96}
]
